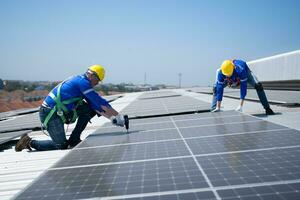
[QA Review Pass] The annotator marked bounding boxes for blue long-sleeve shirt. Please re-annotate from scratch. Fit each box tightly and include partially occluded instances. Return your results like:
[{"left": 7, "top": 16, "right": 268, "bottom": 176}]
[
  {"left": 43, "top": 74, "right": 111, "bottom": 113},
  {"left": 215, "top": 60, "right": 249, "bottom": 101}
]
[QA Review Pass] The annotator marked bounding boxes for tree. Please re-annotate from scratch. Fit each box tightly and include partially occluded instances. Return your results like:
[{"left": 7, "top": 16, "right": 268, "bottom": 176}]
[
  {"left": 4, "top": 80, "right": 22, "bottom": 91},
  {"left": 0, "top": 79, "right": 3, "bottom": 90}
]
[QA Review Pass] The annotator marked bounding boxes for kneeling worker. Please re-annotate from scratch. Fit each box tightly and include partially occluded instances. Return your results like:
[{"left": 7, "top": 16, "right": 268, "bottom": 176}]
[
  {"left": 16, "top": 64, "right": 128, "bottom": 151},
  {"left": 211, "top": 59, "right": 275, "bottom": 115}
]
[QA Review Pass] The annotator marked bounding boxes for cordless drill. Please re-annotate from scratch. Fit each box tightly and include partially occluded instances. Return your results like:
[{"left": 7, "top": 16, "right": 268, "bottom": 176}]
[{"left": 124, "top": 115, "right": 129, "bottom": 133}]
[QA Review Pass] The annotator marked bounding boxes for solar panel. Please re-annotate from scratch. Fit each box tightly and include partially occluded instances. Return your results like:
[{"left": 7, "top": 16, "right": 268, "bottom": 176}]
[
  {"left": 103, "top": 94, "right": 123, "bottom": 102},
  {"left": 53, "top": 140, "right": 190, "bottom": 168},
  {"left": 179, "top": 120, "right": 285, "bottom": 138},
  {"left": 222, "top": 88, "right": 300, "bottom": 105},
  {"left": 187, "top": 129, "right": 300, "bottom": 155},
  {"left": 217, "top": 182, "right": 300, "bottom": 200},
  {"left": 121, "top": 95, "right": 210, "bottom": 118},
  {"left": 14, "top": 111, "right": 300, "bottom": 199},
  {"left": 0, "top": 107, "right": 39, "bottom": 120},
  {"left": 138, "top": 91, "right": 181, "bottom": 100},
  {"left": 187, "top": 87, "right": 213, "bottom": 94},
  {"left": 125, "top": 191, "right": 217, "bottom": 200},
  {"left": 189, "top": 86, "right": 300, "bottom": 105},
  {"left": 0, "top": 112, "right": 40, "bottom": 133},
  {"left": 197, "top": 147, "right": 300, "bottom": 187},
  {"left": 78, "top": 129, "right": 181, "bottom": 148},
  {"left": 0, "top": 130, "right": 31, "bottom": 145}
]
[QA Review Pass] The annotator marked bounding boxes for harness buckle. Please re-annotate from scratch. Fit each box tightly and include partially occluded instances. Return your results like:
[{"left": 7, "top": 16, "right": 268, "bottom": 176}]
[{"left": 57, "top": 110, "right": 64, "bottom": 116}]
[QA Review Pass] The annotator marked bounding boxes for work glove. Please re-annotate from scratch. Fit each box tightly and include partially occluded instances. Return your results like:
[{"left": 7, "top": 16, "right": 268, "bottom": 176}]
[
  {"left": 211, "top": 107, "right": 221, "bottom": 113},
  {"left": 235, "top": 105, "right": 243, "bottom": 112},
  {"left": 111, "top": 114, "right": 125, "bottom": 127}
]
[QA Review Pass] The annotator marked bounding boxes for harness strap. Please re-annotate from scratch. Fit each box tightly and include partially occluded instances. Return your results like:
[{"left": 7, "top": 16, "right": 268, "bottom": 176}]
[{"left": 43, "top": 83, "right": 83, "bottom": 128}]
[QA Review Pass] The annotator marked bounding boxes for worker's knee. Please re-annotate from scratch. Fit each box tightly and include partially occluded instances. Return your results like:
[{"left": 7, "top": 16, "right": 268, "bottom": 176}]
[
  {"left": 212, "top": 86, "right": 217, "bottom": 95},
  {"left": 254, "top": 82, "right": 263, "bottom": 91},
  {"left": 55, "top": 141, "right": 69, "bottom": 150}
]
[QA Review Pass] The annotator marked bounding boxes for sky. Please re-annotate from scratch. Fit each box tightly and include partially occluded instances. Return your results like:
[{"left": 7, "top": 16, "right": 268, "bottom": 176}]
[{"left": 0, "top": 0, "right": 300, "bottom": 86}]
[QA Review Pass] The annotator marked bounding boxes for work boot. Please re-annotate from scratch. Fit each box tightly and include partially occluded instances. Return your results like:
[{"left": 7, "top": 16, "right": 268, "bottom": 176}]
[
  {"left": 15, "top": 134, "right": 32, "bottom": 152},
  {"left": 68, "top": 139, "right": 82, "bottom": 148},
  {"left": 265, "top": 107, "right": 275, "bottom": 115}
]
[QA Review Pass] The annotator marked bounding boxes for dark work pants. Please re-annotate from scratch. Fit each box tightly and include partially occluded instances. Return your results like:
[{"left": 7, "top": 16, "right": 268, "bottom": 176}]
[
  {"left": 211, "top": 70, "right": 270, "bottom": 110},
  {"left": 32, "top": 102, "right": 96, "bottom": 151}
]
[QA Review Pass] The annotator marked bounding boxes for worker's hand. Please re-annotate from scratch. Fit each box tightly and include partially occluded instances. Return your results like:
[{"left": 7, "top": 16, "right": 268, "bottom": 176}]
[
  {"left": 111, "top": 114, "right": 125, "bottom": 127},
  {"left": 235, "top": 105, "right": 243, "bottom": 112},
  {"left": 211, "top": 107, "right": 221, "bottom": 113}
]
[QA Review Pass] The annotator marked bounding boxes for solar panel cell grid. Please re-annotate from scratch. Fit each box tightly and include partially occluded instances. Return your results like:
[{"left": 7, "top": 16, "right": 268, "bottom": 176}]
[
  {"left": 91, "top": 121, "right": 175, "bottom": 134},
  {"left": 53, "top": 140, "right": 190, "bottom": 168},
  {"left": 16, "top": 158, "right": 209, "bottom": 200},
  {"left": 171, "top": 111, "right": 244, "bottom": 121},
  {"left": 179, "top": 120, "right": 285, "bottom": 138},
  {"left": 126, "top": 191, "right": 217, "bottom": 200},
  {"left": 217, "top": 182, "right": 300, "bottom": 200},
  {"left": 186, "top": 129, "right": 299, "bottom": 155},
  {"left": 14, "top": 110, "right": 300, "bottom": 199},
  {"left": 197, "top": 147, "right": 300, "bottom": 187},
  {"left": 120, "top": 95, "right": 210, "bottom": 117},
  {"left": 78, "top": 129, "right": 181, "bottom": 148},
  {"left": 175, "top": 115, "right": 260, "bottom": 127}
]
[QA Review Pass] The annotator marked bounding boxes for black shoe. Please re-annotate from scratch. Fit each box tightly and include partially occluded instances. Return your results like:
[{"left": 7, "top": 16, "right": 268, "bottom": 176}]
[
  {"left": 15, "top": 134, "right": 32, "bottom": 152},
  {"left": 265, "top": 107, "right": 275, "bottom": 115},
  {"left": 68, "top": 139, "right": 82, "bottom": 148}
]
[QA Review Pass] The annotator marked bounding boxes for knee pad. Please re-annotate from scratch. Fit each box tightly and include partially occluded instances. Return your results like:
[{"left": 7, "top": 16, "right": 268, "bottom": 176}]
[{"left": 254, "top": 82, "right": 263, "bottom": 91}]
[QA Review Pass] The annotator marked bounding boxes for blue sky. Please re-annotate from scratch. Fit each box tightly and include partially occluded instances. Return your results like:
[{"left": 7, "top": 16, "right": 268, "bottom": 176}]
[{"left": 0, "top": 0, "right": 300, "bottom": 86}]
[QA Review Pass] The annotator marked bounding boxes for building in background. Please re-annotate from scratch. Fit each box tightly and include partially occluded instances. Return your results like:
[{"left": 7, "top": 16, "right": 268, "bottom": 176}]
[{"left": 248, "top": 50, "right": 300, "bottom": 90}]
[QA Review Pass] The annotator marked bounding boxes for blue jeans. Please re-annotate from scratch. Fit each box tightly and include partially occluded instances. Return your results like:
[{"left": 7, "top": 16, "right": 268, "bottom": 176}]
[
  {"left": 31, "top": 102, "right": 96, "bottom": 151},
  {"left": 211, "top": 70, "right": 270, "bottom": 110}
]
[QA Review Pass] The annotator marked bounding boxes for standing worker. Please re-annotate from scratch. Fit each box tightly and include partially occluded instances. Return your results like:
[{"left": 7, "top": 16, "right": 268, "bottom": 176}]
[
  {"left": 15, "top": 64, "right": 128, "bottom": 151},
  {"left": 211, "top": 59, "right": 275, "bottom": 115}
]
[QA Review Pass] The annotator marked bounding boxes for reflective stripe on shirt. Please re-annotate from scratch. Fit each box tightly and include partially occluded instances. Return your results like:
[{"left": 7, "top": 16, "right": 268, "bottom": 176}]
[{"left": 83, "top": 88, "right": 94, "bottom": 95}]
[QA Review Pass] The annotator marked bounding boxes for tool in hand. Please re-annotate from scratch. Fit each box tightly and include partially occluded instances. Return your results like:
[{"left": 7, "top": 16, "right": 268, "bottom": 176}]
[{"left": 124, "top": 115, "right": 129, "bottom": 133}]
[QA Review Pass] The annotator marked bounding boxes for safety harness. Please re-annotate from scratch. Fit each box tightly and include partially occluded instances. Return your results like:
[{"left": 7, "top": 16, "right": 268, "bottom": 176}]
[{"left": 43, "top": 83, "right": 83, "bottom": 128}]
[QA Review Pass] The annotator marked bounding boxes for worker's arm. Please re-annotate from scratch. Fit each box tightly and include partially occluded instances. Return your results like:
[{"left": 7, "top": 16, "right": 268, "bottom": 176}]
[
  {"left": 79, "top": 80, "right": 125, "bottom": 125},
  {"left": 98, "top": 106, "right": 126, "bottom": 127},
  {"left": 84, "top": 92, "right": 125, "bottom": 126},
  {"left": 98, "top": 105, "right": 118, "bottom": 118}
]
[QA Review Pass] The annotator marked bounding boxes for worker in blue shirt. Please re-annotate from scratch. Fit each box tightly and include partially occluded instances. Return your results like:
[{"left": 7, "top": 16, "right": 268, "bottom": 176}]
[
  {"left": 211, "top": 59, "right": 275, "bottom": 115},
  {"left": 15, "top": 65, "right": 128, "bottom": 151}
]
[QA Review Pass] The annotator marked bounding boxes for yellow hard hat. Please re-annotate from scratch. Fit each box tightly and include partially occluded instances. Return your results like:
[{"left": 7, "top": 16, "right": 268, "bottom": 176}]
[
  {"left": 88, "top": 64, "right": 105, "bottom": 81},
  {"left": 221, "top": 60, "right": 234, "bottom": 76}
]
